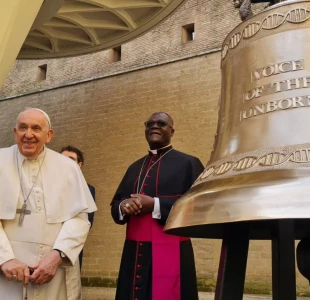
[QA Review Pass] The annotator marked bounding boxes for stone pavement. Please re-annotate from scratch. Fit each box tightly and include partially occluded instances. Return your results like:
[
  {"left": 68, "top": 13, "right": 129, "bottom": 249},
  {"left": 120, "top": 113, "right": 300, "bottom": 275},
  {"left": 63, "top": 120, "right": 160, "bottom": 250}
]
[{"left": 82, "top": 287, "right": 310, "bottom": 300}]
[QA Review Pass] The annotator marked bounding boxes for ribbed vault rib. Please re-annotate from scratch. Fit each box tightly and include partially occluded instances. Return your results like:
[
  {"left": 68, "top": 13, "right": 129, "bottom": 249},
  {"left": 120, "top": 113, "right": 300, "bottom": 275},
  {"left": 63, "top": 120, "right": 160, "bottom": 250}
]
[{"left": 18, "top": 0, "right": 185, "bottom": 58}]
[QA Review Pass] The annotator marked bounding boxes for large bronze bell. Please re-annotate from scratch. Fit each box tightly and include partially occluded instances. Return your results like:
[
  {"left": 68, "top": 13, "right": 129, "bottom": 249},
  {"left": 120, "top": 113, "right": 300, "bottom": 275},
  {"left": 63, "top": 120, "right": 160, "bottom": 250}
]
[
  {"left": 164, "top": 1, "right": 310, "bottom": 299},
  {"left": 165, "top": 0, "right": 310, "bottom": 239}
]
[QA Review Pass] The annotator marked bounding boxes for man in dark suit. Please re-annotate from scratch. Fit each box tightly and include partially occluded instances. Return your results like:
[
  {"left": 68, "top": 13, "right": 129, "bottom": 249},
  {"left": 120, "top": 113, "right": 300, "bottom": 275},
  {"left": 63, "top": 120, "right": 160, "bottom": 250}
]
[{"left": 60, "top": 145, "right": 96, "bottom": 269}]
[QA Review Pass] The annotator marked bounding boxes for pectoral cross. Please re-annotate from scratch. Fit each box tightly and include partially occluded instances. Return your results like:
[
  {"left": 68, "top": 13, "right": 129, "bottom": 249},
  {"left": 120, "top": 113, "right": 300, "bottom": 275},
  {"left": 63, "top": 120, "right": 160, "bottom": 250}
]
[{"left": 16, "top": 203, "right": 31, "bottom": 226}]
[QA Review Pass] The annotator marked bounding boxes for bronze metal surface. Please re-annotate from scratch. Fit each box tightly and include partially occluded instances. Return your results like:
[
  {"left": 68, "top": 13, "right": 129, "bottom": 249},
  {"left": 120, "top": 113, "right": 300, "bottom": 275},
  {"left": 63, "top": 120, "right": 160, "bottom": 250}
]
[{"left": 165, "top": 0, "right": 310, "bottom": 238}]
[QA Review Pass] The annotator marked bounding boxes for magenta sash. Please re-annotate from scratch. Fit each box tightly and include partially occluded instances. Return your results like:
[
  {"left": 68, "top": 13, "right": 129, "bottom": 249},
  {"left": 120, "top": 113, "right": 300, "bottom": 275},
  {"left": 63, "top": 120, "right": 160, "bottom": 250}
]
[{"left": 127, "top": 214, "right": 188, "bottom": 300}]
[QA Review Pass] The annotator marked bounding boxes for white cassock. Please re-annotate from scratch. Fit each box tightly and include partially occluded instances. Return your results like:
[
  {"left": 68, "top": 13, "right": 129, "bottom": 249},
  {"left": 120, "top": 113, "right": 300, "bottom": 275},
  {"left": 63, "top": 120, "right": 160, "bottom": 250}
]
[{"left": 0, "top": 145, "right": 97, "bottom": 300}]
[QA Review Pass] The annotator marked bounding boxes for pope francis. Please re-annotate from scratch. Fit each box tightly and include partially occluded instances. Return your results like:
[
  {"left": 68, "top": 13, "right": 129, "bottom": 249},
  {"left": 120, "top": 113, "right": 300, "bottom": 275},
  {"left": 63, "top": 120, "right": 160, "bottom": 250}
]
[{"left": 0, "top": 108, "right": 97, "bottom": 300}]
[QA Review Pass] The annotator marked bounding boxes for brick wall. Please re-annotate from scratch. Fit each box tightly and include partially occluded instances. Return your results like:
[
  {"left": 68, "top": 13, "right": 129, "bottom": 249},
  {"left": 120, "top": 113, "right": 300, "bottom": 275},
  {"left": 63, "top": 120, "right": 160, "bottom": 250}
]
[
  {"left": 0, "top": 0, "right": 309, "bottom": 295},
  {"left": 0, "top": 0, "right": 246, "bottom": 98}
]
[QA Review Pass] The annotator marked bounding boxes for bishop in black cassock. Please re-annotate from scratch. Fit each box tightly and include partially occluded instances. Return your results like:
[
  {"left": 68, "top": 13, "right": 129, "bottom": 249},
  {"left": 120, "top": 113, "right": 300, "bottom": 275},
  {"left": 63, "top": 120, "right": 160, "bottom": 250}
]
[{"left": 111, "top": 112, "right": 204, "bottom": 300}]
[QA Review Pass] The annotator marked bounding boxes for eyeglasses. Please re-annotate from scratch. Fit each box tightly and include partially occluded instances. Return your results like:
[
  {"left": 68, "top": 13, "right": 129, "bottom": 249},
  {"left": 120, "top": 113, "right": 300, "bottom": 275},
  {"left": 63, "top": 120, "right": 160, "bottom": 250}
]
[{"left": 144, "top": 120, "right": 172, "bottom": 128}]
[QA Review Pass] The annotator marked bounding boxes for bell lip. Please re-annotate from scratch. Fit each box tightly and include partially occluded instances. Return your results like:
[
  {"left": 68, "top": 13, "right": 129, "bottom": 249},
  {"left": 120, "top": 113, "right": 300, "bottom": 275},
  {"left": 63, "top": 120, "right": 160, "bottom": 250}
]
[
  {"left": 164, "top": 168, "right": 310, "bottom": 239},
  {"left": 164, "top": 218, "right": 310, "bottom": 240}
]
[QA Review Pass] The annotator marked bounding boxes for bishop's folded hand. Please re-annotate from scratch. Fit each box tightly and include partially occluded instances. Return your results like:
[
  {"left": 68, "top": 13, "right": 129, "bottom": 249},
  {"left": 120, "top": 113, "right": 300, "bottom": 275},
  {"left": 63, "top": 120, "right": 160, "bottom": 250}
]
[
  {"left": 130, "top": 194, "right": 154, "bottom": 216},
  {"left": 121, "top": 197, "right": 142, "bottom": 215}
]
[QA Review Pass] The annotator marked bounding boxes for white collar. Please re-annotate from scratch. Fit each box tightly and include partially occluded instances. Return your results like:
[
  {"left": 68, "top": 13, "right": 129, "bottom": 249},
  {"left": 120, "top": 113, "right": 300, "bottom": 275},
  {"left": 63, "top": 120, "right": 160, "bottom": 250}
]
[
  {"left": 148, "top": 144, "right": 172, "bottom": 155},
  {"left": 17, "top": 146, "right": 46, "bottom": 169}
]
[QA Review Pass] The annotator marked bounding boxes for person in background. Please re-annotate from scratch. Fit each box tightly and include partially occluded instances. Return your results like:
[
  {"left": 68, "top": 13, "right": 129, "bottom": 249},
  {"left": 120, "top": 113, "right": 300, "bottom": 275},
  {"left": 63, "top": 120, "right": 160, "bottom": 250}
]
[{"left": 60, "top": 145, "right": 96, "bottom": 270}]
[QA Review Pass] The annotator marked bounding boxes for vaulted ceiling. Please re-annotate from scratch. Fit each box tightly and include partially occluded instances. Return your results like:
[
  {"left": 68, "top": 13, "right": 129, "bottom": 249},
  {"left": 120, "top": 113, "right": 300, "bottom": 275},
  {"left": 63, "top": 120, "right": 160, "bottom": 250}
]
[{"left": 18, "top": 0, "right": 185, "bottom": 59}]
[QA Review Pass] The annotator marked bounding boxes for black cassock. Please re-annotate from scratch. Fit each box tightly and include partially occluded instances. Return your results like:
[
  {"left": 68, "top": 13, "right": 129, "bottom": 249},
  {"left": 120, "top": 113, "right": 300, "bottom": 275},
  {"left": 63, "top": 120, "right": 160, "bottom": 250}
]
[{"left": 111, "top": 146, "right": 204, "bottom": 300}]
